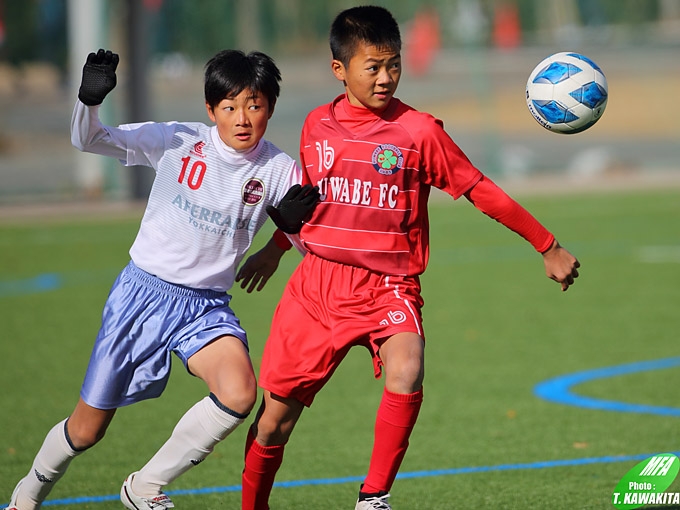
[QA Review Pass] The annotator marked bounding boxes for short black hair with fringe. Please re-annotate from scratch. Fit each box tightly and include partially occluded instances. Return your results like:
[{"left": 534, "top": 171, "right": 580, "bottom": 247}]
[{"left": 204, "top": 50, "right": 281, "bottom": 110}]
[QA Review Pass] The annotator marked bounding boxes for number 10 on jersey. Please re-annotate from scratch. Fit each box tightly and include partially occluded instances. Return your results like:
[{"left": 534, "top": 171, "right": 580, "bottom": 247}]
[{"left": 179, "top": 156, "right": 207, "bottom": 190}]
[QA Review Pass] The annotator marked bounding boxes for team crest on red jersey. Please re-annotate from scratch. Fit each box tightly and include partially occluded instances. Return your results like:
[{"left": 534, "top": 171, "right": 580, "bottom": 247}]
[
  {"left": 242, "top": 178, "right": 265, "bottom": 205},
  {"left": 371, "top": 144, "right": 403, "bottom": 175}
]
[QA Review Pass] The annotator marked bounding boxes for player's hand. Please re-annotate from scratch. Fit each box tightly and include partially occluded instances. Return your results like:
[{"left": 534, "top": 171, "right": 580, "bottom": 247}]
[
  {"left": 542, "top": 239, "right": 580, "bottom": 291},
  {"left": 78, "top": 49, "right": 119, "bottom": 106},
  {"left": 266, "top": 184, "right": 320, "bottom": 234},
  {"left": 235, "top": 238, "right": 286, "bottom": 293}
]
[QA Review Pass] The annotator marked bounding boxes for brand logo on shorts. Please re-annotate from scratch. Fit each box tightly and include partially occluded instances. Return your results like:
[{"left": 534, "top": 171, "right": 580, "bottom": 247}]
[
  {"left": 242, "top": 178, "right": 265, "bottom": 206},
  {"left": 372, "top": 144, "right": 403, "bottom": 176},
  {"left": 380, "top": 310, "right": 407, "bottom": 326}
]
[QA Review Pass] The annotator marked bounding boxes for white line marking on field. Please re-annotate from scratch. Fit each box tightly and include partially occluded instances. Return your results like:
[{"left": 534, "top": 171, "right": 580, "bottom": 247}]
[{"left": 637, "top": 246, "right": 680, "bottom": 263}]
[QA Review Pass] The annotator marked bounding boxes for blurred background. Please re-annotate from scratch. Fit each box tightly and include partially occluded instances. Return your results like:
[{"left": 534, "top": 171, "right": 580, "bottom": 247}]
[{"left": 0, "top": 0, "right": 678, "bottom": 208}]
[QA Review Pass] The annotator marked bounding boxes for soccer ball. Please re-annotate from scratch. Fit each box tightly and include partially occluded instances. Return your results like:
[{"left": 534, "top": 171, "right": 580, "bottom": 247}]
[{"left": 525, "top": 52, "right": 608, "bottom": 134}]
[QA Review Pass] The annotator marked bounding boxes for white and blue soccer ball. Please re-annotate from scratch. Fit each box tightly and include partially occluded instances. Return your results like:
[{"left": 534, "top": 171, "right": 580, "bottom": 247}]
[{"left": 526, "top": 52, "right": 608, "bottom": 134}]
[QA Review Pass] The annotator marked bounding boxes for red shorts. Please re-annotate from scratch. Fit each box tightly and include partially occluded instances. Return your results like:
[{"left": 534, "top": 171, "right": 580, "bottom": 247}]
[{"left": 259, "top": 253, "right": 425, "bottom": 406}]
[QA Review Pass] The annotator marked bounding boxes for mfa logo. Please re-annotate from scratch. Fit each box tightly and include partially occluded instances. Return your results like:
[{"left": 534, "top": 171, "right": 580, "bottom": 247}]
[
  {"left": 372, "top": 144, "right": 403, "bottom": 176},
  {"left": 612, "top": 453, "right": 679, "bottom": 509}
]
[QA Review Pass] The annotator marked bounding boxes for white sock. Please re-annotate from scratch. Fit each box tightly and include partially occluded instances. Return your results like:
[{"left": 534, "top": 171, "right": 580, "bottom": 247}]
[
  {"left": 132, "top": 395, "right": 246, "bottom": 497},
  {"left": 14, "top": 419, "right": 81, "bottom": 509}
]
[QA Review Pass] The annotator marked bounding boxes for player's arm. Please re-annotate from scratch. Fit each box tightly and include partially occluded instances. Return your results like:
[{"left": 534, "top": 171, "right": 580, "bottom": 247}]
[
  {"left": 235, "top": 232, "right": 290, "bottom": 293},
  {"left": 465, "top": 176, "right": 580, "bottom": 291},
  {"left": 266, "top": 184, "right": 320, "bottom": 234},
  {"left": 266, "top": 156, "right": 320, "bottom": 235},
  {"left": 78, "top": 49, "right": 119, "bottom": 106},
  {"left": 540, "top": 238, "right": 580, "bottom": 292},
  {"left": 71, "top": 49, "right": 128, "bottom": 159},
  {"left": 236, "top": 159, "right": 313, "bottom": 292}
]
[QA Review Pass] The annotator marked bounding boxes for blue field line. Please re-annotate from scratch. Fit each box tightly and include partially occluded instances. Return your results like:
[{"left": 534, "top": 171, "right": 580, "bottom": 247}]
[
  {"left": 534, "top": 356, "right": 680, "bottom": 416},
  {"left": 5, "top": 451, "right": 678, "bottom": 508},
  {"left": 0, "top": 270, "right": 120, "bottom": 298},
  {"left": 0, "top": 273, "right": 61, "bottom": 297}
]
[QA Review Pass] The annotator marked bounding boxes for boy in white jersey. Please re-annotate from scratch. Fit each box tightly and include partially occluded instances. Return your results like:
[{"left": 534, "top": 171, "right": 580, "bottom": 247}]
[{"left": 6, "top": 48, "right": 318, "bottom": 510}]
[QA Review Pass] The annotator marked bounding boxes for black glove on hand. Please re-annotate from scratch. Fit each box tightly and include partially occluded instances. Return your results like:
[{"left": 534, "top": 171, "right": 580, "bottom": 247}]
[
  {"left": 78, "top": 49, "right": 119, "bottom": 106},
  {"left": 266, "top": 184, "right": 320, "bottom": 234}
]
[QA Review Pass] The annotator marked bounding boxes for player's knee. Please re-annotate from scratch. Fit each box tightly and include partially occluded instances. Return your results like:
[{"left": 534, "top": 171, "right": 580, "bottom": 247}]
[
  {"left": 249, "top": 391, "right": 303, "bottom": 446},
  {"left": 65, "top": 420, "right": 107, "bottom": 450},
  {"left": 253, "top": 410, "right": 295, "bottom": 446},
  {"left": 226, "top": 390, "right": 257, "bottom": 417},
  {"left": 212, "top": 373, "right": 257, "bottom": 417},
  {"left": 380, "top": 332, "right": 425, "bottom": 391},
  {"left": 385, "top": 357, "right": 424, "bottom": 393}
]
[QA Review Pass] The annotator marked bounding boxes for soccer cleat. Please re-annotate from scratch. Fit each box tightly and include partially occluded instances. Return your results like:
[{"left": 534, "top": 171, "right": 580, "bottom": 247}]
[
  {"left": 355, "top": 489, "right": 391, "bottom": 510},
  {"left": 120, "top": 472, "right": 175, "bottom": 510}
]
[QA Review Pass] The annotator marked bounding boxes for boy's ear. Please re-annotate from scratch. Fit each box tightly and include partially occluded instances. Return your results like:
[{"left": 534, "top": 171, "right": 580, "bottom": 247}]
[
  {"left": 205, "top": 102, "right": 216, "bottom": 122},
  {"left": 331, "top": 59, "right": 346, "bottom": 82}
]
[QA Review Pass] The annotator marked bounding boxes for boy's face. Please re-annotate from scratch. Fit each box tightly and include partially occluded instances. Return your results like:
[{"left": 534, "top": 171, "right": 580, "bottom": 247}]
[
  {"left": 332, "top": 41, "right": 401, "bottom": 110},
  {"left": 206, "top": 88, "right": 273, "bottom": 152}
]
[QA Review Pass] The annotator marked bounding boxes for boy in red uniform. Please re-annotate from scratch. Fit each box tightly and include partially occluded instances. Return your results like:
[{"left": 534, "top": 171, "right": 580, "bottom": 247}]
[{"left": 241, "top": 5, "right": 580, "bottom": 509}]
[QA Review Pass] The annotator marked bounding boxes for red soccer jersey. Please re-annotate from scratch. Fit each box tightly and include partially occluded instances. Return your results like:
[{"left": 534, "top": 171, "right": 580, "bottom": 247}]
[{"left": 298, "top": 95, "right": 482, "bottom": 276}]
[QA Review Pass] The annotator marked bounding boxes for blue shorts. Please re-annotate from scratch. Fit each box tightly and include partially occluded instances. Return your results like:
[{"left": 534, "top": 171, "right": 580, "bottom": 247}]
[{"left": 80, "top": 261, "right": 247, "bottom": 409}]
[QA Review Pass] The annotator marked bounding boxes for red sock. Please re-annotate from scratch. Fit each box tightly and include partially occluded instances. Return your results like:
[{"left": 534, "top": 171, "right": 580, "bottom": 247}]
[
  {"left": 361, "top": 387, "right": 423, "bottom": 494},
  {"left": 242, "top": 428, "right": 285, "bottom": 510}
]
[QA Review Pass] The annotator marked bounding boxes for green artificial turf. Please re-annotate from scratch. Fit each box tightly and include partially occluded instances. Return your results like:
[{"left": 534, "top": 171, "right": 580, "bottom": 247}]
[{"left": 1, "top": 188, "right": 679, "bottom": 509}]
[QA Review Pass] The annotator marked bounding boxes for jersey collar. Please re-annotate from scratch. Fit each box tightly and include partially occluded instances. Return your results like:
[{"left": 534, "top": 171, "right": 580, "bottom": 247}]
[{"left": 210, "top": 126, "right": 263, "bottom": 164}]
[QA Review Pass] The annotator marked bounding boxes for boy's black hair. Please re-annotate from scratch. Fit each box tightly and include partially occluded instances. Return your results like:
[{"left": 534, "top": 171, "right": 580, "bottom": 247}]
[
  {"left": 204, "top": 50, "right": 281, "bottom": 110},
  {"left": 329, "top": 5, "right": 401, "bottom": 67}
]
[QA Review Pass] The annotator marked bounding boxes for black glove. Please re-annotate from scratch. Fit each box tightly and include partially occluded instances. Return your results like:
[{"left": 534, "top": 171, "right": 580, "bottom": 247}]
[
  {"left": 266, "top": 184, "right": 320, "bottom": 234},
  {"left": 78, "top": 49, "right": 119, "bottom": 106}
]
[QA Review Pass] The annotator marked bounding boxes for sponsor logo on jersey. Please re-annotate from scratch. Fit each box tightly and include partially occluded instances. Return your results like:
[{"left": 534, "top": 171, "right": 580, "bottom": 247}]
[
  {"left": 315, "top": 176, "right": 399, "bottom": 209},
  {"left": 242, "top": 178, "right": 265, "bottom": 205},
  {"left": 172, "top": 194, "right": 253, "bottom": 236},
  {"left": 371, "top": 144, "right": 403, "bottom": 176},
  {"left": 191, "top": 141, "right": 206, "bottom": 158}
]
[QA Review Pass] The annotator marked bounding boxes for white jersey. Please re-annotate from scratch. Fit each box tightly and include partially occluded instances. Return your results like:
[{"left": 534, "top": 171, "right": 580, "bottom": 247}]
[{"left": 71, "top": 101, "right": 300, "bottom": 291}]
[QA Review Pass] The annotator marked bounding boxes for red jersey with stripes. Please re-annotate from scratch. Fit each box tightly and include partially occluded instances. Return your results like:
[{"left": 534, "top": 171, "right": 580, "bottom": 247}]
[{"left": 299, "top": 94, "right": 482, "bottom": 276}]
